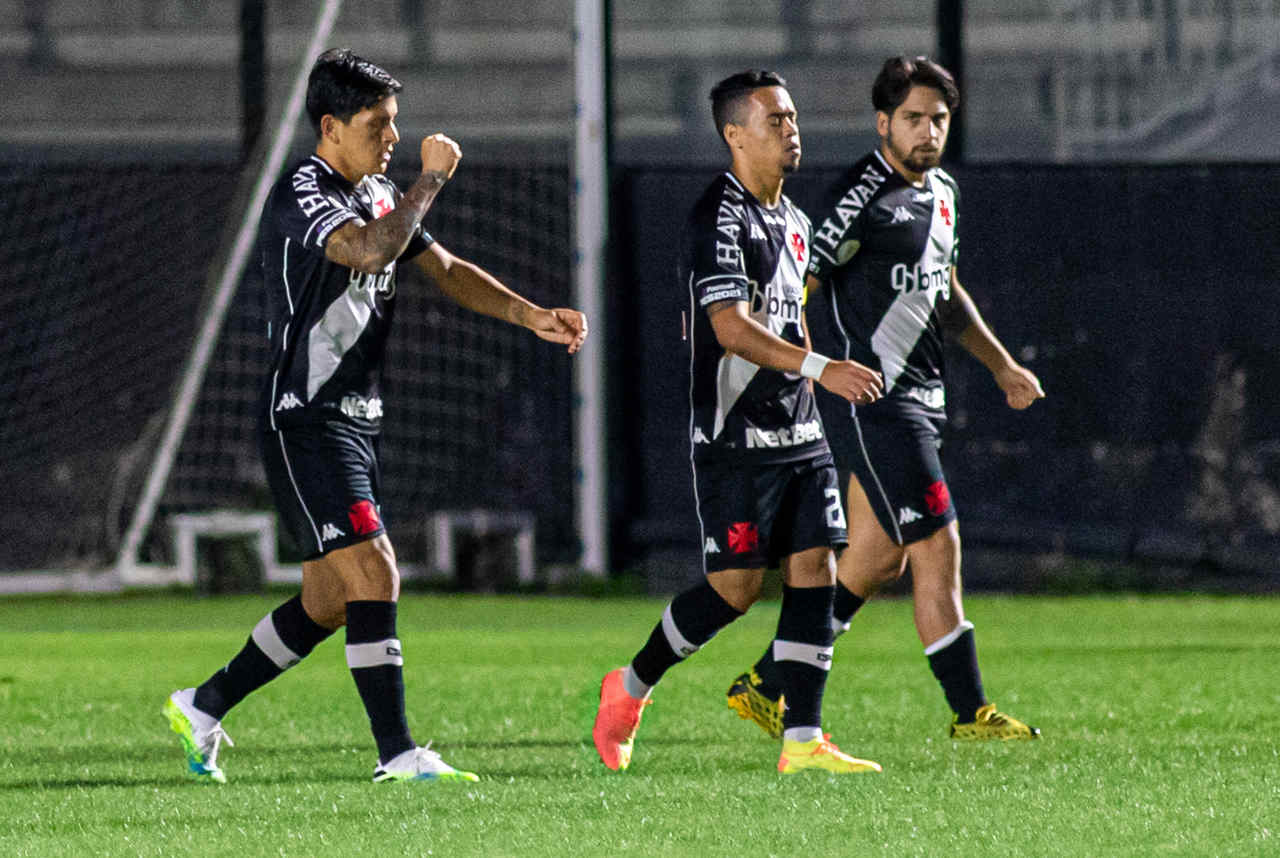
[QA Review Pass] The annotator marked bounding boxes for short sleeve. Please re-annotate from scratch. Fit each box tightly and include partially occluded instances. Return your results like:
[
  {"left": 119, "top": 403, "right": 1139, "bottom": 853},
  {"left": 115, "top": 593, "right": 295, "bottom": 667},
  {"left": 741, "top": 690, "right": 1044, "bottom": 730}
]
[
  {"left": 269, "top": 165, "right": 361, "bottom": 253},
  {"left": 686, "top": 198, "right": 749, "bottom": 309}
]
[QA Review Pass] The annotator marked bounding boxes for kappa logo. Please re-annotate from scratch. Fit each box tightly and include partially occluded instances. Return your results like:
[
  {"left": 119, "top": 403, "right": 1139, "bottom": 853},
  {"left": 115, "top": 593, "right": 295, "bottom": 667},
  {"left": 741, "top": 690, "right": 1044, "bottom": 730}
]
[
  {"left": 704, "top": 537, "right": 721, "bottom": 554},
  {"left": 939, "top": 198, "right": 952, "bottom": 226},
  {"left": 373, "top": 198, "right": 392, "bottom": 218},
  {"left": 898, "top": 507, "right": 923, "bottom": 525},
  {"left": 750, "top": 223, "right": 767, "bottom": 240},
  {"left": 321, "top": 523, "right": 345, "bottom": 542},
  {"left": 692, "top": 426, "right": 710, "bottom": 444},
  {"left": 892, "top": 206, "right": 915, "bottom": 224},
  {"left": 275, "top": 392, "right": 303, "bottom": 411}
]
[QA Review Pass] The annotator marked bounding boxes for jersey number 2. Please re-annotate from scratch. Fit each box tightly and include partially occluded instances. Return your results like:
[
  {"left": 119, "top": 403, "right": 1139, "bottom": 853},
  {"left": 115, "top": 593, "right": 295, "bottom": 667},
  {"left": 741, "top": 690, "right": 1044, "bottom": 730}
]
[{"left": 824, "top": 488, "right": 847, "bottom": 529}]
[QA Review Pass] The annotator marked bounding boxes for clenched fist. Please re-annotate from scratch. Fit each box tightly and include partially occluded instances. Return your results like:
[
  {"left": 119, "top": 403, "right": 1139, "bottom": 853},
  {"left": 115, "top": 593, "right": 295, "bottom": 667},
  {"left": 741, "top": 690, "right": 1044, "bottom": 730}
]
[{"left": 421, "top": 133, "right": 461, "bottom": 180}]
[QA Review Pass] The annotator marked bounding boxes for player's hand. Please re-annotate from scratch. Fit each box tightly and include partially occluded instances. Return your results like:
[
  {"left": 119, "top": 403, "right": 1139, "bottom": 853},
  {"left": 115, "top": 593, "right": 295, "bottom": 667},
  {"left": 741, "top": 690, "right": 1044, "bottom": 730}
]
[
  {"left": 420, "top": 133, "right": 461, "bottom": 180},
  {"left": 527, "top": 307, "right": 588, "bottom": 354},
  {"left": 995, "top": 363, "right": 1045, "bottom": 410},
  {"left": 818, "top": 359, "right": 883, "bottom": 405}
]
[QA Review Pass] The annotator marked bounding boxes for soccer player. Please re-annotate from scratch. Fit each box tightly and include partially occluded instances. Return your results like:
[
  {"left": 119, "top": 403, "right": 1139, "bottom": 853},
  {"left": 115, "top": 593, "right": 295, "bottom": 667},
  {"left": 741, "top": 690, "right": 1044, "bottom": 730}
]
[
  {"left": 592, "top": 70, "right": 885, "bottom": 775},
  {"left": 162, "top": 49, "right": 587, "bottom": 784},
  {"left": 727, "top": 56, "right": 1045, "bottom": 741}
]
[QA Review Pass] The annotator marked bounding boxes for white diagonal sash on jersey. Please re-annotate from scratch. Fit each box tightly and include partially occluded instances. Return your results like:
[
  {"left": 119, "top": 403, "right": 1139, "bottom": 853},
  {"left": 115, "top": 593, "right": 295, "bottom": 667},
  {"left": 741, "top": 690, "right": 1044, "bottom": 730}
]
[
  {"left": 870, "top": 174, "right": 956, "bottom": 393},
  {"left": 870, "top": 292, "right": 936, "bottom": 392},
  {"left": 712, "top": 353, "right": 760, "bottom": 440},
  {"left": 306, "top": 285, "right": 375, "bottom": 400}
]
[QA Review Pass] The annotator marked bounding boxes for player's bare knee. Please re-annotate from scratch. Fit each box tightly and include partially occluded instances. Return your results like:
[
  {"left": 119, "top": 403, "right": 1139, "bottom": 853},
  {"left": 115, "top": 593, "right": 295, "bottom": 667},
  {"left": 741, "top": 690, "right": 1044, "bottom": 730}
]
[
  {"left": 339, "top": 538, "right": 399, "bottom": 601},
  {"left": 708, "top": 570, "right": 763, "bottom": 613}
]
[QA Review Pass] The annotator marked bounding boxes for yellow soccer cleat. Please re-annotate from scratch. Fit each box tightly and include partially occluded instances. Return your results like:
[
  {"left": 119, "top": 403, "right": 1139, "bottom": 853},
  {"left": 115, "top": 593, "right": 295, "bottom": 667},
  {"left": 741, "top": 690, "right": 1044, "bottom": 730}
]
[
  {"left": 778, "top": 736, "right": 882, "bottom": 775},
  {"left": 726, "top": 670, "right": 785, "bottom": 739},
  {"left": 950, "top": 703, "right": 1041, "bottom": 740},
  {"left": 592, "top": 668, "right": 651, "bottom": 771}
]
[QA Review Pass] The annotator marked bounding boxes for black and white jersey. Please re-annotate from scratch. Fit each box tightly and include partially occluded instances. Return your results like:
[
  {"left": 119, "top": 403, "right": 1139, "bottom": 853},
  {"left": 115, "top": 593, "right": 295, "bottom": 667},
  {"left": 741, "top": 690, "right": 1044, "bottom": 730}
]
[
  {"left": 258, "top": 155, "right": 433, "bottom": 433},
  {"left": 682, "top": 171, "right": 829, "bottom": 465},
  {"left": 808, "top": 149, "right": 959, "bottom": 419}
]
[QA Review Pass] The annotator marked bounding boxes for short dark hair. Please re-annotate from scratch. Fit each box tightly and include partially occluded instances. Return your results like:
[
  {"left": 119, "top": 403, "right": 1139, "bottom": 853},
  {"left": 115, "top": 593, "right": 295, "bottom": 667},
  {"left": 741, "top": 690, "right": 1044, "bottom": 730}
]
[
  {"left": 871, "top": 56, "right": 959, "bottom": 115},
  {"left": 305, "top": 48, "right": 403, "bottom": 137},
  {"left": 709, "top": 69, "right": 788, "bottom": 145}
]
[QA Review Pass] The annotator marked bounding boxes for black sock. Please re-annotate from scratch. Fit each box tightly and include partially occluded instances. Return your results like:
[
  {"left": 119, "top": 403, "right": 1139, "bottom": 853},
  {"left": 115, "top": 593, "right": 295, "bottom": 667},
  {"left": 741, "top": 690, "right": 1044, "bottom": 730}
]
[
  {"left": 751, "top": 582, "right": 860, "bottom": 697},
  {"left": 194, "top": 595, "right": 333, "bottom": 719},
  {"left": 346, "top": 600, "right": 414, "bottom": 763},
  {"left": 833, "top": 581, "right": 865, "bottom": 625},
  {"left": 926, "top": 623, "right": 986, "bottom": 722},
  {"left": 774, "top": 585, "right": 835, "bottom": 730},
  {"left": 630, "top": 579, "right": 743, "bottom": 687}
]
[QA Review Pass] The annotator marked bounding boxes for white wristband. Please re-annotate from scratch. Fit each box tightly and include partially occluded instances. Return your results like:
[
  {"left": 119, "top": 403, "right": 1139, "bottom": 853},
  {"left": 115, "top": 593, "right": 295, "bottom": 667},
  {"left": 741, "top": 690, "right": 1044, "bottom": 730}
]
[{"left": 799, "top": 352, "right": 830, "bottom": 381}]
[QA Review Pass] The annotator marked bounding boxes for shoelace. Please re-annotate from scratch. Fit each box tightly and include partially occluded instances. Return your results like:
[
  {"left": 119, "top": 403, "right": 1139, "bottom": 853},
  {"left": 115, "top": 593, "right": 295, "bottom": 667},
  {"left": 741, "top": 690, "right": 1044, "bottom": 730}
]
[
  {"left": 980, "top": 708, "right": 1011, "bottom": 726},
  {"left": 201, "top": 725, "right": 235, "bottom": 767},
  {"left": 410, "top": 742, "right": 458, "bottom": 774}
]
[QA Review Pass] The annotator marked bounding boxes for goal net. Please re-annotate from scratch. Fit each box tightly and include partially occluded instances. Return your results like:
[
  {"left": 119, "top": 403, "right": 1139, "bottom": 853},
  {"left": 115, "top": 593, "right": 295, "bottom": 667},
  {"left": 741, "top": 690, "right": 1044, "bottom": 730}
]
[{"left": 0, "top": 160, "right": 577, "bottom": 577}]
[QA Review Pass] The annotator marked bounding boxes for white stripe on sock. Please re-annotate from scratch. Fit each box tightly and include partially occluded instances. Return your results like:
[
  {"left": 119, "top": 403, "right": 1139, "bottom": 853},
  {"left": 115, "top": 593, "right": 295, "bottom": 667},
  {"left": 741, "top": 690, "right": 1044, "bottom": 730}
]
[
  {"left": 783, "top": 726, "right": 823, "bottom": 743},
  {"left": 923, "top": 620, "right": 975, "bottom": 656},
  {"left": 345, "top": 639, "right": 404, "bottom": 668},
  {"left": 773, "top": 639, "right": 835, "bottom": 671},
  {"left": 661, "top": 603, "right": 700, "bottom": 658},
  {"left": 621, "top": 665, "right": 653, "bottom": 700},
  {"left": 252, "top": 613, "right": 301, "bottom": 670}
]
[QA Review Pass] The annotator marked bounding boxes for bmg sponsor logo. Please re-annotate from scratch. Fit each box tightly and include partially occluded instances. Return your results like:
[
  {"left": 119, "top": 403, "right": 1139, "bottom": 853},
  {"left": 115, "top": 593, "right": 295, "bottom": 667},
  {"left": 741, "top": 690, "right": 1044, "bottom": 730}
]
[
  {"left": 749, "top": 279, "right": 803, "bottom": 331},
  {"left": 890, "top": 262, "right": 950, "bottom": 297}
]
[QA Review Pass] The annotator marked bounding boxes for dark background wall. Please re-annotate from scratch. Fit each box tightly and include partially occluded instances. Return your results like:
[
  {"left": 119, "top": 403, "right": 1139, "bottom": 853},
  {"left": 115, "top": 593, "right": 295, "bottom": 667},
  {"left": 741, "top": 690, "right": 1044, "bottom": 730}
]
[
  {"left": 4, "top": 160, "right": 1277, "bottom": 589},
  {"left": 612, "top": 164, "right": 1280, "bottom": 590}
]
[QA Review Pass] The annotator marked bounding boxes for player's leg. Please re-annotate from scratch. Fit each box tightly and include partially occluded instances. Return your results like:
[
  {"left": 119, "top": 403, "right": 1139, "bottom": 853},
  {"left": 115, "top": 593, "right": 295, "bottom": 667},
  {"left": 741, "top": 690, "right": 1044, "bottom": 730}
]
[
  {"left": 907, "top": 521, "right": 1038, "bottom": 739},
  {"left": 730, "top": 467, "right": 905, "bottom": 738},
  {"left": 593, "top": 459, "right": 761, "bottom": 771},
  {"left": 165, "top": 587, "right": 337, "bottom": 782},
  {"left": 773, "top": 542, "right": 881, "bottom": 775},
  {"left": 593, "top": 566, "right": 759, "bottom": 771},
  {"left": 164, "top": 426, "right": 342, "bottom": 782}
]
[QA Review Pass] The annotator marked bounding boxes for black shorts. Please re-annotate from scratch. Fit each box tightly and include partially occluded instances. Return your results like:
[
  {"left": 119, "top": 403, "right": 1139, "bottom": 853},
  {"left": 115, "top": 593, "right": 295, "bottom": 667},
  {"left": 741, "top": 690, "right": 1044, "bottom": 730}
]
[
  {"left": 259, "top": 422, "right": 386, "bottom": 560},
  {"left": 694, "top": 453, "right": 848, "bottom": 573},
  {"left": 838, "top": 408, "right": 956, "bottom": 546}
]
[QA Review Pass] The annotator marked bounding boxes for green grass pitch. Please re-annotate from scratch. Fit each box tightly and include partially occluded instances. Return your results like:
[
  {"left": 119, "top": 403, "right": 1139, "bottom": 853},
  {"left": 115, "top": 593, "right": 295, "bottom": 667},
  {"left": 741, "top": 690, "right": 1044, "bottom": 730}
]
[{"left": 1, "top": 591, "right": 1278, "bottom": 857}]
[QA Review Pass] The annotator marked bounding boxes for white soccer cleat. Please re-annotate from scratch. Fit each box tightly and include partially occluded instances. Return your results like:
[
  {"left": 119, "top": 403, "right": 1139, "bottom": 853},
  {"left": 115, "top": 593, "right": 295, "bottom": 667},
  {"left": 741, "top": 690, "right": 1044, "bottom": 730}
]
[
  {"left": 372, "top": 744, "right": 479, "bottom": 783},
  {"left": 162, "top": 688, "right": 235, "bottom": 783}
]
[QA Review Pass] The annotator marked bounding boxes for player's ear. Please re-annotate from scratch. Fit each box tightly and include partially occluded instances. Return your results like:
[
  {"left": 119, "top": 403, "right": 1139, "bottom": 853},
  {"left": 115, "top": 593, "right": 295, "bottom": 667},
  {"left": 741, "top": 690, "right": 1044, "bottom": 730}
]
[
  {"left": 723, "top": 122, "right": 740, "bottom": 150},
  {"left": 321, "top": 114, "right": 341, "bottom": 145},
  {"left": 875, "top": 110, "right": 890, "bottom": 139}
]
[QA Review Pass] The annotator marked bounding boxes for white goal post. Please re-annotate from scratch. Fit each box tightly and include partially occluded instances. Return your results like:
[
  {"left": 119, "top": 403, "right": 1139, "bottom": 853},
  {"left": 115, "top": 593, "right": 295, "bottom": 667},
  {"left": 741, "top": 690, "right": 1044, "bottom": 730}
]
[{"left": 113, "top": 0, "right": 345, "bottom": 587}]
